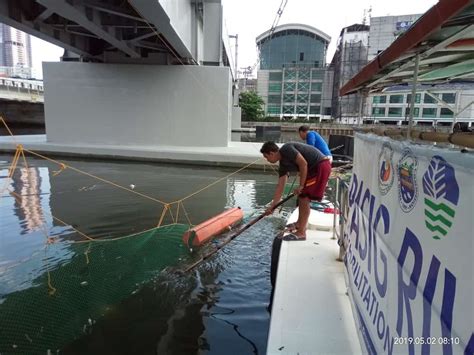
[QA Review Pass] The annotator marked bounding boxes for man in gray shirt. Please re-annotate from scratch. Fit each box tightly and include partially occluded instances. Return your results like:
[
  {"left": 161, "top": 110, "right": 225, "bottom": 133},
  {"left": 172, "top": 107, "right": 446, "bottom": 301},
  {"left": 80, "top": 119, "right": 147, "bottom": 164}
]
[{"left": 260, "top": 141, "right": 332, "bottom": 240}]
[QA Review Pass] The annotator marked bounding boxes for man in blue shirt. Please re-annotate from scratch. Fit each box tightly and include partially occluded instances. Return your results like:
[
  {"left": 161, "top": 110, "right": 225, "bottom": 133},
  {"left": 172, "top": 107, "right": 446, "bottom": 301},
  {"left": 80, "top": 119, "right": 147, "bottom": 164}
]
[{"left": 298, "top": 125, "right": 332, "bottom": 162}]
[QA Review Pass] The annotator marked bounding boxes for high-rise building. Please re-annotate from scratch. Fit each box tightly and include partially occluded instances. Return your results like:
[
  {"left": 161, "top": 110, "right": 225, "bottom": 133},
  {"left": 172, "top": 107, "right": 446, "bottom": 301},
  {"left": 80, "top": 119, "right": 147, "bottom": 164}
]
[
  {"left": 368, "top": 14, "right": 421, "bottom": 61},
  {"left": 255, "top": 24, "right": 333, "bottom": 120},
  {"left": 330, "top": 24, "right": 370, "bottom": 122},
  {"left": 0, "top": 24, "right": 33, "bottom": 78}
]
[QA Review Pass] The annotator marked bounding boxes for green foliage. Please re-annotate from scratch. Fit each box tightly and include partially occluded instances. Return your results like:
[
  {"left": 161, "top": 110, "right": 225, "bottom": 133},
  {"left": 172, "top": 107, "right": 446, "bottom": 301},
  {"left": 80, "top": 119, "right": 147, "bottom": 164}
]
[{"left": 239, "top": 91, "right": 265, "bottom": 121}]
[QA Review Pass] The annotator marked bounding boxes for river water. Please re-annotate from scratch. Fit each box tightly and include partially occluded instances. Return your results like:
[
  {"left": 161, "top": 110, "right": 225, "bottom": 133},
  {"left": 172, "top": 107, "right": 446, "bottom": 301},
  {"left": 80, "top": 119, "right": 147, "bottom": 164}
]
[{"left": 0, "top": 153, "right": 296, "bottom": 354}]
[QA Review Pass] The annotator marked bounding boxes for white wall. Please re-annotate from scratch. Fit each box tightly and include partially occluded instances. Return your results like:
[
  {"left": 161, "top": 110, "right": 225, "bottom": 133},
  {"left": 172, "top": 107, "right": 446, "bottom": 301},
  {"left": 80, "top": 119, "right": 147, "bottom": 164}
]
[
  {"left": 232, "top": 106, "right": 241, "bottom": 130},
  {"left": 43, "top": 62, "right": 232, "bottom": 147}
]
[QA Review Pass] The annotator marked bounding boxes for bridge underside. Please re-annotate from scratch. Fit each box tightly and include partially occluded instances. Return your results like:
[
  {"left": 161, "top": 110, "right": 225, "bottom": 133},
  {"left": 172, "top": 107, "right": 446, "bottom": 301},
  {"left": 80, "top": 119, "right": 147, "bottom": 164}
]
[{"left": 0, "top": 0, "right": 198, "bottom": 64}]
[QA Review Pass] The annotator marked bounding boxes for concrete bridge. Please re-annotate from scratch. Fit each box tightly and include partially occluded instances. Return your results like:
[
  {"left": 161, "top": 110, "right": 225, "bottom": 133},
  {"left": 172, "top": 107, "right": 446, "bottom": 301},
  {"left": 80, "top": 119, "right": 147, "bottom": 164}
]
[
  {"left": 0, "top": 0, "right": 240, "bottom": 148},
  {"left": 0, "top": 78, "right": 44, "bottom": 103}
]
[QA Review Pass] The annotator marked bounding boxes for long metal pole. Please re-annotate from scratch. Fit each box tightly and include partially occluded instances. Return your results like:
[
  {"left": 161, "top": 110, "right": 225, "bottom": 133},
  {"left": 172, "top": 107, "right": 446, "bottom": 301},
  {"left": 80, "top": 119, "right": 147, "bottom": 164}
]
[
  {"left": 332, "top": 177, "right": 339, "bottom": 240},
  {"left": 407, "top": 54, "right": 420, "bottom": 139},
  {"left": 234, "top": 34, "right": 238, "bottom": 82},
  {"left": 357, "top": 90, "right": 365, "bottom": 126},
  {"left": 182, "top": 193, "right": 296, "bottom": 273}
]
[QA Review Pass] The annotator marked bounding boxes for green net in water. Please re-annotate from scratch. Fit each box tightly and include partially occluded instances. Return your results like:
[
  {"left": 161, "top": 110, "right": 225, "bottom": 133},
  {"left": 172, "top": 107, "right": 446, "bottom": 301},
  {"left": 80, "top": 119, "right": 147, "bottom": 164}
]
[{"left": 0, "top": 224, "right": 189, "bottom": 353}]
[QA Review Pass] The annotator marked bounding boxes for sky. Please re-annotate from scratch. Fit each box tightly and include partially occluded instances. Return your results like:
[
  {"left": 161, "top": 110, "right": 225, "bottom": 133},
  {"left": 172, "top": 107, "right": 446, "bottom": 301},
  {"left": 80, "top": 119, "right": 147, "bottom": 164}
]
[{"left": 30, "top": 0, "right": 438, "bottom": 79}]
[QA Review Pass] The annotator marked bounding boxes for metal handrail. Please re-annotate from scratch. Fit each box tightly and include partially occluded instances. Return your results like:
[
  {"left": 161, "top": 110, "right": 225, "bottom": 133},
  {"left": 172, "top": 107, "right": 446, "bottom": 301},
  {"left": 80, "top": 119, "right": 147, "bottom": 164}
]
[{"left": 333, "top": 176, "right": 350, "bottom": 261}]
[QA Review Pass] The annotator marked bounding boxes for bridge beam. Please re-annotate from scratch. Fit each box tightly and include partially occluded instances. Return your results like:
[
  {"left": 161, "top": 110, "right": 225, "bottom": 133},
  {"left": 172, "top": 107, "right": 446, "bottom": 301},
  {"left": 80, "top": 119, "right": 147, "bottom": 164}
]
[
  {"left": 37, "top": 0, "right": 141, "bottom": 58},
  {"left": 0, "top": 1, "right": 92, "bottom": 58}
]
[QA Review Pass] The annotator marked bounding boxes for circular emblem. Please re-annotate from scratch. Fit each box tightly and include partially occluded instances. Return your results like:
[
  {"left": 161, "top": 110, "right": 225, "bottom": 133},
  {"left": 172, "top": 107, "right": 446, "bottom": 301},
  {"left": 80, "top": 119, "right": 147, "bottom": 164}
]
[
  {"left": 378, "top": 142, "right": 394, "bottom": 195},
  {"left": 397, "top": 148, "right": 418, "bottom": 213}
]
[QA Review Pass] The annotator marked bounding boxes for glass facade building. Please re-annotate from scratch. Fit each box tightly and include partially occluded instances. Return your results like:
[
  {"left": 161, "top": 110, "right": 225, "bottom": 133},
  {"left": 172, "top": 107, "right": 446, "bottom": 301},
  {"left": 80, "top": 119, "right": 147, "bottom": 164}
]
[
  {"left": 256, "top": 24, "right": 332, "bottom": 119},
  {"left": 367, "top": 84, "right": 474, "bottom": 127}
]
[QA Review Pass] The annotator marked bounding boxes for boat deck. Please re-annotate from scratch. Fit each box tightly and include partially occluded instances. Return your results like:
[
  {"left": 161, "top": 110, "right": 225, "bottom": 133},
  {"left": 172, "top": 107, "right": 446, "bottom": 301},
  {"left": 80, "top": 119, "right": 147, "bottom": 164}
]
[{"left": 267, "top": 209, "right": 362, "bottom": 355}]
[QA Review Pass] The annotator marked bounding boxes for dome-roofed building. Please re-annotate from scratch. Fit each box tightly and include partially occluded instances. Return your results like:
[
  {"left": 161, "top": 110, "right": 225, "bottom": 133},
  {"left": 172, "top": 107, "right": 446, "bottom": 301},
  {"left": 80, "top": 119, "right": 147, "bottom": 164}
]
[{"left": 255, "top": 24, "right": 333, "bottom": 120}]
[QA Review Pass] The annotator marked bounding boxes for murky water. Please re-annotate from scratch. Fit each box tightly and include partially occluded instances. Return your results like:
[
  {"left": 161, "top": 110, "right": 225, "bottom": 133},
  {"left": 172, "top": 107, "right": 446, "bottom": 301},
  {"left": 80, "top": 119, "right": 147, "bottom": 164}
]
[{"left": 0, "top": 154, "right": 294, "bottom": 354}]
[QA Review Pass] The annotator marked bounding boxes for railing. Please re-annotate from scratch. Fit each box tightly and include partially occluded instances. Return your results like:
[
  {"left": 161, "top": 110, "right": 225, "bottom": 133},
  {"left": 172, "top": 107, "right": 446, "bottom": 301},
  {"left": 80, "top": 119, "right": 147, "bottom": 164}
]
[
  {"left": 332, "top": 176, "right": 351, "bottom": 262},
  {"left": 0, "top": 77, "right": 44, "bottom": 92},
  {"left": 0, "top": 77, "right": 44, "bottom": 102}
]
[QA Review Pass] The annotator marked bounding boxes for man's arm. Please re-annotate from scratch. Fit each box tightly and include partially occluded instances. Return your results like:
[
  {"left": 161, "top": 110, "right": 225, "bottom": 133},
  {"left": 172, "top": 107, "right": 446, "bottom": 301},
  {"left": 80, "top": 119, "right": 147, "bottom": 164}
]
[
  {"left": 266, "top": 174, "right": 288, "bottom": 214},
  {"left": 295, "top": 153, "right": 308, "bottom": 195}
]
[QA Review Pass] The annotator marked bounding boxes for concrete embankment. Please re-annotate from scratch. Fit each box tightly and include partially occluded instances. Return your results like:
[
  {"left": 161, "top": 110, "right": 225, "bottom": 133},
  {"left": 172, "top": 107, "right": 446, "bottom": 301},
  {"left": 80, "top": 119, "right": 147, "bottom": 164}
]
[{"left": 0, "top": 134, "right": 271, "bottom": 170}]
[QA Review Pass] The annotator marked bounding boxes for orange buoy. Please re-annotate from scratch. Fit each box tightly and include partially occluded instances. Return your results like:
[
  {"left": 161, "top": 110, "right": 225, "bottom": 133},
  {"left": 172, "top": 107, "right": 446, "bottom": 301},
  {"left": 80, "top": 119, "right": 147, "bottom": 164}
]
[{"left": 182, "top": 207, "right": 244, "bottom": 248}]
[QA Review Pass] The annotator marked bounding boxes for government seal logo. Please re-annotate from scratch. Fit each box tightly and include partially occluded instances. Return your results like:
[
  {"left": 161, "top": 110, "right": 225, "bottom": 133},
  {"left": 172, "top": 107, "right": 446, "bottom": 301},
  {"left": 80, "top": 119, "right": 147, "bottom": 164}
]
[
  {"left": 397, "top": 148, "right": 418, "bottom": 212},
  {"left": 378, "top": 142, "right": 394, "bottom": 195},
  {"left": 422, "top": 155, "right": 459, "bottom": 240}
]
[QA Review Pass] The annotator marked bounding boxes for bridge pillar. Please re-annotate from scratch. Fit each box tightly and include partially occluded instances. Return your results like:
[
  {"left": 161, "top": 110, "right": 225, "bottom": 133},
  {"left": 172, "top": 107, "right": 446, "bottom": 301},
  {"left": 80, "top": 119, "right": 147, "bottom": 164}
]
[{"left": 43, "top": 62, "right": 232, "bottom": 147}]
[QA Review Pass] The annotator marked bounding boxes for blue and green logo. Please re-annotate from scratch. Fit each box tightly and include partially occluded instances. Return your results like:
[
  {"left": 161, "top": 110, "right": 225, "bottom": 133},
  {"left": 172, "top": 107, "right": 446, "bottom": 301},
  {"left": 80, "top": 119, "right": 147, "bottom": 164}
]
[{"left": 422, "top": 156, "right": 459, "bottom": 240}]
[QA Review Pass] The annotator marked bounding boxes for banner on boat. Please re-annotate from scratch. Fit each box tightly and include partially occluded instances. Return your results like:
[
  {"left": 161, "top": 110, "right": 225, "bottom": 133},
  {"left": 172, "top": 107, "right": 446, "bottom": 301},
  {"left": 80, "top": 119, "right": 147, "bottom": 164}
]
[{"left": 343, "top": 133, "right": 473, "bottom": 355}]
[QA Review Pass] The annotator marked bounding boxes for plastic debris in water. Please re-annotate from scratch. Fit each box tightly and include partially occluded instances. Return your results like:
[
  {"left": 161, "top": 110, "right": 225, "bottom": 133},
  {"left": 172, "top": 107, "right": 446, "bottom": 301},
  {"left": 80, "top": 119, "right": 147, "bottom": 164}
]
[
  {"left": 129, "top": 184, "right": 135, "bottom": 189},
  {"left": 80, "top": 281, "right": 88, "bottom": 287}
]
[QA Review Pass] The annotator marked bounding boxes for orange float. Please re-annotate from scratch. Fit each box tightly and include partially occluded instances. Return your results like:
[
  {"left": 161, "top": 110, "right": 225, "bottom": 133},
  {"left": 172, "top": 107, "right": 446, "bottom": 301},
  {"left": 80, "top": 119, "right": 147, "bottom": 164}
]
[{"left": 182, "top": 207, "right": 244, "bottom": 248}]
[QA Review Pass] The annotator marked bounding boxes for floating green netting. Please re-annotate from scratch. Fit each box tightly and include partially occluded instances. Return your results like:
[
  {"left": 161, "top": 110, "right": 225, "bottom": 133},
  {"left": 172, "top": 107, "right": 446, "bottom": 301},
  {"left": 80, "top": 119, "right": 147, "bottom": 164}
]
[{"left": 0, "top": 224, "right": 190, "bottom": 353}]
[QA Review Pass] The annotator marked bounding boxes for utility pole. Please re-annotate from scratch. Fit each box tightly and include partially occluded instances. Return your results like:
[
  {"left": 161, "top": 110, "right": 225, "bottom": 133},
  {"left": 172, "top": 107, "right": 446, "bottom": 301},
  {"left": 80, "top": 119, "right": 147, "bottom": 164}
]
[{"left": 228, "top": 34, "right": 238, "bottom": 83}]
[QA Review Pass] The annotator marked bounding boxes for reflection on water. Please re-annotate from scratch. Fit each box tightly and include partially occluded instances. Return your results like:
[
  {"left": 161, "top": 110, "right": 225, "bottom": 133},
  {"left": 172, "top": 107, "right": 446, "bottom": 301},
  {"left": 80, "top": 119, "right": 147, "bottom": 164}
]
[{"left": 0, "top": 155, "right": 292, "bottom": 354}]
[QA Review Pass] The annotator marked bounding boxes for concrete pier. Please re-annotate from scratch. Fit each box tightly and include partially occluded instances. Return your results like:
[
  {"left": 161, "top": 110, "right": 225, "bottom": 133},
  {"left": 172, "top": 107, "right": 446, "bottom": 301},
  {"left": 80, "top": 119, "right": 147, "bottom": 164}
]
[{"left": 0, "top": 134, "right": 269, "bottom": 169}]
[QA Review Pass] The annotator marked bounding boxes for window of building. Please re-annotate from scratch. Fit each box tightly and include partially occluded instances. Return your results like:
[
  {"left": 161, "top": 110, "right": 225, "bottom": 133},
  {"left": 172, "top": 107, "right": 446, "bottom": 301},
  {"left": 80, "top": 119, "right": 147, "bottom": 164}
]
[
  {"left": 300, "top": 52, "right": 304, "bottom": 61},
  {"left": 299, "top": 70, "right": 310, "bottom": 80},
  {"left": 284, "top": 82, "right": 296, "bottom": 91},
  {"left": 297, "top": 106, "right": 308, "bottom": 114},
  {"left": 269, "top": 72, "right": 283, "bottom": 81},
  {"left": 388, "top": 107, "right": 403, "bottom": 117},
  {"left": 268, "top": 94, "right": 281, "bottom": 104},
  {"left": 422, "top": 108, "right": 437, "bottom": 118},
  {"left": 372, "top": 107, "right": 386, "bottom": 117},
  {"left": 268, "top": 83, "right": 282, "bottom": 92},
  {"left": 283, "top": 105, "right": 294, "bottom": 114},
  {"left": 267, "top": 105, "right": 281, "bottom": 114},
  {"left": 311, "top": 82, "right": 322, "bottom": 92},
  {"left": 310, "top": 94, "right": 321, "bottom": 103},
  {"left": 406, "top": 94, "right": 421, "bottom": 104},
  {"left": 442, "top": 93, "right": 456, "bottom": 104},
  {"left": 405, "top": 107, "right": 420, "bottom": 117},
  {"left": 440, "top": 108, "right": 454, "bottom": 118},
  {"left": 298, "top": 82, "right": 309, "bottom": 92},
  {"left": 389, "top": 95, "right": 404, "bottom": 104},
  {"left": 311, "top": 70, "right": 324, "bottom": 79},
  {"left": 283, "top": 94, "right": 295, "bottom": 103},
  {"left": 310, "top": 106, "right": 321, "bottom": 114},
  {"left": 285, "top": 70, "right": 297, "bottom": 80},
  {"left": 373, "top": 96, "right": 386, "bottom": 104},
  {"left": 297, "top": 94, "right": 309, "bottom": 103},
  {"left": 324, "top": 107, "right": 332, "bottom": 115},
  {"left": 424, "top": 94, "right": 437, "bottom": 104}
]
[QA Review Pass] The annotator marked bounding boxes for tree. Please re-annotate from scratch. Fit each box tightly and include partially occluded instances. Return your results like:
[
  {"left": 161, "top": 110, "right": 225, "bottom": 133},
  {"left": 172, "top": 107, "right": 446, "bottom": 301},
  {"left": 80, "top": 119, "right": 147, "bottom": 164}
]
[{"left": 239, "top": 91, "right": 265, "bottom": 121}]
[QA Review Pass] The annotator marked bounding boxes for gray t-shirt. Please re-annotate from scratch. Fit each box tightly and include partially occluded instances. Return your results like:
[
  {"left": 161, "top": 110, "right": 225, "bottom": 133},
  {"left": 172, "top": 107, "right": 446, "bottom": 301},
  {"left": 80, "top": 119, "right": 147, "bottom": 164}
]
[{"left": 278, "top": 142, "right": 326, "bottom": 177}]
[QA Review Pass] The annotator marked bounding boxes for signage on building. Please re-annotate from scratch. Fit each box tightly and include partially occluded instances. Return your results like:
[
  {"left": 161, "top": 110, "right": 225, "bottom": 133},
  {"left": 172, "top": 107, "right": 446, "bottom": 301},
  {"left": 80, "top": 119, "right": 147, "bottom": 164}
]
[{"left": 396, "top": 21, "right": 412, "bottom": 31}]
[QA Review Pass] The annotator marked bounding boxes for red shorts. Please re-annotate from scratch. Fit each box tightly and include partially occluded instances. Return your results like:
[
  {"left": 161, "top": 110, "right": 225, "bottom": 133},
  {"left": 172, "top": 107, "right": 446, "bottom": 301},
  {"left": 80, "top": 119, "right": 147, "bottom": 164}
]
[{"left": 300, "top": 159, "right": 332, "bottom": 201}]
